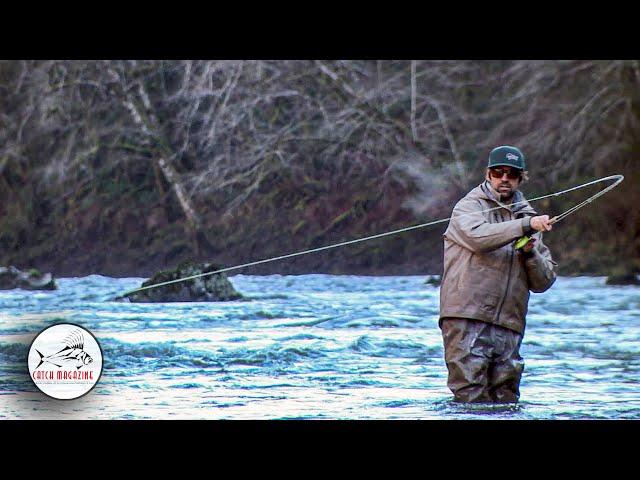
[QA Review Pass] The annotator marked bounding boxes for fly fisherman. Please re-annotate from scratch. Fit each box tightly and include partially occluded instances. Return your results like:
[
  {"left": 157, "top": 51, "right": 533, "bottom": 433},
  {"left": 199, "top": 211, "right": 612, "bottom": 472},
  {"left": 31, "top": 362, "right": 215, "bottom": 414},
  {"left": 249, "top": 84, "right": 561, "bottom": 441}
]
[{"left": 439, "top": 146, "right": 558, "bottom": 403}]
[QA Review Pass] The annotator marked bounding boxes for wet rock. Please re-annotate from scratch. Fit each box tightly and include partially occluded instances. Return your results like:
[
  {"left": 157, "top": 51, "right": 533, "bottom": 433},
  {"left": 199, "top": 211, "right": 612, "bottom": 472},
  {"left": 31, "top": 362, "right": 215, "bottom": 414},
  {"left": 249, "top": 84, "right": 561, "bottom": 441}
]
[
  {"left": 605, "top": 273, "right": 640, "bottom": 286},
  {"left": 0, "top": 266, "right": 57, "bottom": 290},
  {"left": 424, "top": 275, "right": 442, "bottom": 287},
  {"left": 119, "top": 260, "right": 243, "bottom": 302}
]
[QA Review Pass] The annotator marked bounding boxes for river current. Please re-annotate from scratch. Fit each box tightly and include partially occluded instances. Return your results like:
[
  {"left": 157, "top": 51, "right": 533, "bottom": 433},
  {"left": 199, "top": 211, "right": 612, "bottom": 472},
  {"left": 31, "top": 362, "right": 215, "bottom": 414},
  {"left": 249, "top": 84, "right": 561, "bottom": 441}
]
[{"left": 1, "top": 274, "right": 638, "bottom": 419}]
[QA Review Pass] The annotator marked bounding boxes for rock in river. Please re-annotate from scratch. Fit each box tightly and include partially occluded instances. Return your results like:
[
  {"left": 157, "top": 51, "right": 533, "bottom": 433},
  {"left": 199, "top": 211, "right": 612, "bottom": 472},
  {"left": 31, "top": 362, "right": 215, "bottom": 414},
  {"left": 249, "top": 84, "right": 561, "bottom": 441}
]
[
  {"left": 0, "top": 266, "right": 57, "bottom": 290},
  {"left": 605, "top": 273, "right": 640, "bottom": 286},
  {"left": 120, "top": 260, "right": 243, "bottom": 302},
  {"left": 424, "top": 275, "right": 441, "bottom": 287}
]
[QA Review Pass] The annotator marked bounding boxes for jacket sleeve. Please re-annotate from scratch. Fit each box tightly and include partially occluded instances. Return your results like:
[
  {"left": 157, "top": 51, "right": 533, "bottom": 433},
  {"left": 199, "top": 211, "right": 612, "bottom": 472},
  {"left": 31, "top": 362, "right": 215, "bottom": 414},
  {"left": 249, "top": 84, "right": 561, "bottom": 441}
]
[
  {"left": 523, "top": 232, "right": 558, "bottom": 293},
  {"left": 445, "top": 197, "right": 531, "bottom": 253}
]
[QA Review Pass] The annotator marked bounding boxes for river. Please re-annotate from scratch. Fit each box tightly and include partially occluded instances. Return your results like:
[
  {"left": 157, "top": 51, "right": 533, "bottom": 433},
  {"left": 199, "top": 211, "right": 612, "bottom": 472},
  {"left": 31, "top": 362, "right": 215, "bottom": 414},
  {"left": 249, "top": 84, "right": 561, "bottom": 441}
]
[{"left": 1, "top": 274, "right": 638, "bottom": 419}]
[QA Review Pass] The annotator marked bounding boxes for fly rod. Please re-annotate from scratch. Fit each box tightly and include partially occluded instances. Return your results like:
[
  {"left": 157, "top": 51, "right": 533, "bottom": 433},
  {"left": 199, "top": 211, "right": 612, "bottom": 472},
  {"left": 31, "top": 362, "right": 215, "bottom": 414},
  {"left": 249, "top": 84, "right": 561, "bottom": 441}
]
[{"left": 119, "top": 174, "right": 624, "bottom": 298}]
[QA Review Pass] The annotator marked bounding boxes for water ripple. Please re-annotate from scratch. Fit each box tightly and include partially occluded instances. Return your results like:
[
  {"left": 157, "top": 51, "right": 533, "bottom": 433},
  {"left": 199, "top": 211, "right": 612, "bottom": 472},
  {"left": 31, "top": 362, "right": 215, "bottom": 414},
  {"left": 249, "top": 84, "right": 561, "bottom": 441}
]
[{"left": 0, "top": 274, "right": 639, "bottom": 419}]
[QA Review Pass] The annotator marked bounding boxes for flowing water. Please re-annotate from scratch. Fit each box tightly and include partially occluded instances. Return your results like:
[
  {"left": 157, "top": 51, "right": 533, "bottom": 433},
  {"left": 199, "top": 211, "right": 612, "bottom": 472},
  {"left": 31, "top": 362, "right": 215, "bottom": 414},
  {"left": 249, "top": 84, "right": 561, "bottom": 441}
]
[{"left": 1, "top": 274, "right": 639, "bottom": 419}]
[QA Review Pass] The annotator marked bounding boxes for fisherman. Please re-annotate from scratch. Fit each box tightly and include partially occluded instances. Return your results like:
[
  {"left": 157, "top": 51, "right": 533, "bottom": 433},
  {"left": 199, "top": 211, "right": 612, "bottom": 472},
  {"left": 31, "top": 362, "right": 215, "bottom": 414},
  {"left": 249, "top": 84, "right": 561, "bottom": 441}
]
[{"left": 439, "top": 146, "right": 558, "bottom": 403}]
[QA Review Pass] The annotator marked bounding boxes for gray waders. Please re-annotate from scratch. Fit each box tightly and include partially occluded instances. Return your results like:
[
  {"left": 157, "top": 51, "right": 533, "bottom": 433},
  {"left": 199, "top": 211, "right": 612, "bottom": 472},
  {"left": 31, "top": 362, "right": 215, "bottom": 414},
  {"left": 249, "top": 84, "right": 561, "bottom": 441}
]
[{"left": 441, "top": 317, "right": 524, "bottom": 403}]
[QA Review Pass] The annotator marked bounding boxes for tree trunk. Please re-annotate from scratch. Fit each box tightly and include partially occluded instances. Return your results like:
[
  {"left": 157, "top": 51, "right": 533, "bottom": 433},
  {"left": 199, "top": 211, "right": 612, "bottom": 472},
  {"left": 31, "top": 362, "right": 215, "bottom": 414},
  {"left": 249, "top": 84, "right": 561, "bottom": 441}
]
[
  {"left": 410, "top": 60, "right": 417, "bottom": 142},
  {"left": 109, "top": 68, "right": 214, "bottom": 256}
]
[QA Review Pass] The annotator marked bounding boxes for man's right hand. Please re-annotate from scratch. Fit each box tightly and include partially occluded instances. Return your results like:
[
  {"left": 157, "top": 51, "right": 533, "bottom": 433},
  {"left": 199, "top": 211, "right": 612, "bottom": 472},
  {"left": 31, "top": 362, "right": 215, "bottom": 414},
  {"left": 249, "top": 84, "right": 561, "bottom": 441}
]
[{"left": 530, "top": 215, "right": 554, "bottom": 232}]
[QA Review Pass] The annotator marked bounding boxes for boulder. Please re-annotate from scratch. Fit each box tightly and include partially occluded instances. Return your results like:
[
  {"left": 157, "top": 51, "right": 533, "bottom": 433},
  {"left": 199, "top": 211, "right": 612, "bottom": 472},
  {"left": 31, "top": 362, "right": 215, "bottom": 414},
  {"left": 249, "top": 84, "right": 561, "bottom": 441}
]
[
  {"left": 119, "top": 260, "right": 243, "bottom": 302},
  {"left": 424, "top": 275, "right": 442, "bottom": 287},
  {"left": 605, "top": 273, "right": 640, "bottom": 286},
  {"left": 0, "top": 266, "right": 57, "bottom": 290}
]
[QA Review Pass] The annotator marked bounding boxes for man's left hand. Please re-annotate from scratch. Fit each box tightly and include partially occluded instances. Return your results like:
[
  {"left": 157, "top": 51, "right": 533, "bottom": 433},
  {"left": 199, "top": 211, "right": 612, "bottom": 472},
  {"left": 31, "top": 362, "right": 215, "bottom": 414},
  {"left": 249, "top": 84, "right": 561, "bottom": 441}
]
[{"left": 522, "top": 238, "right": 536, "bottom": 253}]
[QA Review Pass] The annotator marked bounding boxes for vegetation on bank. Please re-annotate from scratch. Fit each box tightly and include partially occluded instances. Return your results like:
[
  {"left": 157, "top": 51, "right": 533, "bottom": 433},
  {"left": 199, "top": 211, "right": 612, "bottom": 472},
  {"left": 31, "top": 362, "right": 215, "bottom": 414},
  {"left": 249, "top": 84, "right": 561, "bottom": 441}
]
[{"left": 1, "top": 61, "right": 638, "bottom": 278}]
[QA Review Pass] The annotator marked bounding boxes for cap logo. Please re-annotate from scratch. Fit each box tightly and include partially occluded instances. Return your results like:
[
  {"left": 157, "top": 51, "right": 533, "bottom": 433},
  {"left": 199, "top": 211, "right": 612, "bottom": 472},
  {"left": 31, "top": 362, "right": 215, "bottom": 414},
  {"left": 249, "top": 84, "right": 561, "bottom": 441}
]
[{"left": 506, "top": 153, "right": 519, "bottom": 161}]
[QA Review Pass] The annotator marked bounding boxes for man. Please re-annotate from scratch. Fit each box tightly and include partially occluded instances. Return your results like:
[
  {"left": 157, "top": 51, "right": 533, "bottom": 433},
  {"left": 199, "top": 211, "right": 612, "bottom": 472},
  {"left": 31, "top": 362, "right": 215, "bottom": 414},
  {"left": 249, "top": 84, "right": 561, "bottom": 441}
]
[{"left": 439, "top": 145, "right": 558, "bottom": 403}]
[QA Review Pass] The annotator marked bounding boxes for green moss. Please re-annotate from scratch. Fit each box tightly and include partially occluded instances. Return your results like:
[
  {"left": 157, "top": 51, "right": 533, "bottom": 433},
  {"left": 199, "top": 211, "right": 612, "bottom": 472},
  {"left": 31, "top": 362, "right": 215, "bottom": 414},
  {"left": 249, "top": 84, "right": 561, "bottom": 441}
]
[
  {"left": 28, "top": 268, "right": 42, "bottom": 278},
  {"left": 327, "top": 209, "right": 353, "bottom": 231},
  {"left": 292, "top": 220, "right": 306, "bottom": 235}
]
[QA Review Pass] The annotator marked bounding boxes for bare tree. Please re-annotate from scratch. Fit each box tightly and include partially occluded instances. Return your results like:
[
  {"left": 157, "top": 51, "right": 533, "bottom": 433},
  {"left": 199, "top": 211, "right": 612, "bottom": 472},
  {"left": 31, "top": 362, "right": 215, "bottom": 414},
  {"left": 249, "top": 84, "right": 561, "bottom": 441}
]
[{"left": 1, "top": 59, "right": 637, "bottom": 275}]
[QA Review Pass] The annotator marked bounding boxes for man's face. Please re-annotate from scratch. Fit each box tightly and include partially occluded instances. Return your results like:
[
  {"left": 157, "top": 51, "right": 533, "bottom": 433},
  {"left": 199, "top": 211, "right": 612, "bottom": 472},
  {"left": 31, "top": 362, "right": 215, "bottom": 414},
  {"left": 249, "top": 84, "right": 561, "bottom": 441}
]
[{"left": 486, "top": 167, "right": 522, "bottom": 200}]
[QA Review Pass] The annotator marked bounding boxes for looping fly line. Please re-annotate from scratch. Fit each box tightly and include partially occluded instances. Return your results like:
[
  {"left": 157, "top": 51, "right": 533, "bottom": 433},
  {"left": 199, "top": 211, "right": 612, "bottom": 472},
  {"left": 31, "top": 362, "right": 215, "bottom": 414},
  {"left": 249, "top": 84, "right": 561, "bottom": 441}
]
[{"left": 119, "top": 174, "right": 624, "bottom": 298}]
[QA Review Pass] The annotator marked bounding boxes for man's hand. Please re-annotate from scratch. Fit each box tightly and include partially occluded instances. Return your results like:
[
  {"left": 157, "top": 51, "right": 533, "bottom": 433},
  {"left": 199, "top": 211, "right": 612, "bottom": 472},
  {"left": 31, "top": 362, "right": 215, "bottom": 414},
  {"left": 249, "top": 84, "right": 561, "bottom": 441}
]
[
  {"left": 530, "top": 215, "right": 554, "bottom": 232},
  {"left": 522, "top": 237, "right": 536, "bottom": 253}
]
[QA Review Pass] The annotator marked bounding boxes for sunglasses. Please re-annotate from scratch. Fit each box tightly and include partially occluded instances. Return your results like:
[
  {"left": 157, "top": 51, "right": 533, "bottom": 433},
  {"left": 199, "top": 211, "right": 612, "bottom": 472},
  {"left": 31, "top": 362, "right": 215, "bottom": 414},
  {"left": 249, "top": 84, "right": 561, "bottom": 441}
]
[{"left": 489, "top": 167, "right": 522, "bottom": 180}]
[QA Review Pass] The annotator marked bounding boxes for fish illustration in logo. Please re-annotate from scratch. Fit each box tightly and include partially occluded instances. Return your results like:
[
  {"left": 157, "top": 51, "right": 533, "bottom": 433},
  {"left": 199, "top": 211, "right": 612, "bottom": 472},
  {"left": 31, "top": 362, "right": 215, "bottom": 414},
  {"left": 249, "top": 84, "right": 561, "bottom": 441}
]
[{"left": 34, "top": 329, "right": 94, "bottom": 370}]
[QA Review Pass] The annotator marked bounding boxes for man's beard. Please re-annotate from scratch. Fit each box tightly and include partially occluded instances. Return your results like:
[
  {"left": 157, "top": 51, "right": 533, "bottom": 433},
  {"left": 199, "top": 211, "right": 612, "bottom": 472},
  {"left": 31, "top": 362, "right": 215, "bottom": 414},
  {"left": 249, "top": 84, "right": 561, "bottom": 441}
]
[{"left": 498, "top": 184, "right": 514, "bottom": 201}]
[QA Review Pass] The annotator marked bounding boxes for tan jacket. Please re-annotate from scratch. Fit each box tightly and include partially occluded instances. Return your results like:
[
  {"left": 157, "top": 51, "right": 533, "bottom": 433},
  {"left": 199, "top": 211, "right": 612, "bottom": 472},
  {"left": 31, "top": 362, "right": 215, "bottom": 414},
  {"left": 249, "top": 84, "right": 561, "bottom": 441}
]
[{"left": 439, "top": 181, "right": 558, "bottom": 334}]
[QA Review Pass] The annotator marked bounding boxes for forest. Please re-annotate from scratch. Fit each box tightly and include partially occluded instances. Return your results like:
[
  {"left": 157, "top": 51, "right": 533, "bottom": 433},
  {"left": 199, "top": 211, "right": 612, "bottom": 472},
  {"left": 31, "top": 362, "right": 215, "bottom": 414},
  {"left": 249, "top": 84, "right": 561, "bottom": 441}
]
[{"left": 0, "top": 60, "right": 638, "bottom": 278}]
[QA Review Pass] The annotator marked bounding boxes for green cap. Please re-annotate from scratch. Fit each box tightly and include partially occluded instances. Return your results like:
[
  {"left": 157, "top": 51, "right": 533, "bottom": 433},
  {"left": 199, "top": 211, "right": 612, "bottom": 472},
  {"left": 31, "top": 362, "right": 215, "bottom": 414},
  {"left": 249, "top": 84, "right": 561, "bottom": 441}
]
[{"left": 488, "top": 146, "right": 526, "bottom": 170}]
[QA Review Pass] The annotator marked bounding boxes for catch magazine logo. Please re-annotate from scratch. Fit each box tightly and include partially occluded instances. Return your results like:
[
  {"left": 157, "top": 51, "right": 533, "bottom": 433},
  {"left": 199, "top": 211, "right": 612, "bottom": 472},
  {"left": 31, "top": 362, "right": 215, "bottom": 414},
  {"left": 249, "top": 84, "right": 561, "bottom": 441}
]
[{"left": 28, "top": 323, "right": 103, "bottom": 400}]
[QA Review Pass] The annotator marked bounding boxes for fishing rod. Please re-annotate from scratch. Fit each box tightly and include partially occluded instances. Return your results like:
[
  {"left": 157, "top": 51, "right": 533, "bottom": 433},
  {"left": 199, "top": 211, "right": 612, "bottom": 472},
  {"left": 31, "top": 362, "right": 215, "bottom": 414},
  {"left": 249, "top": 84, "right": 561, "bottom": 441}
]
[
  {"left": 119, "top": 174, "right": 624, "bottom": 298},
  {"left": 513, "top": 174, "right": 624, "bottom": 249}
]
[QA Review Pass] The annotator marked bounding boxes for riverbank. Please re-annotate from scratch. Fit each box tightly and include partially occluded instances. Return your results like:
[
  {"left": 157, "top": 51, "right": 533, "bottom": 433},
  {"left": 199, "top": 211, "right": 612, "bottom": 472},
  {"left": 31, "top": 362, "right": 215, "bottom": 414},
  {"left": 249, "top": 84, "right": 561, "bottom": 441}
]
[{"left": 2, "top": 157, "right": 635, "bottom": 280}]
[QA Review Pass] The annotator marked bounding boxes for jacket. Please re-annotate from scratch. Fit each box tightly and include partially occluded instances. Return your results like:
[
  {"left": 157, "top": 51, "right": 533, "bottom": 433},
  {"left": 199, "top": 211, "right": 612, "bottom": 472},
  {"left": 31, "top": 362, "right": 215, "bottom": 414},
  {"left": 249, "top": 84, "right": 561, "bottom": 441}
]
[{"left": 439, "top": 181, "right": 558, "bottom": 334}]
